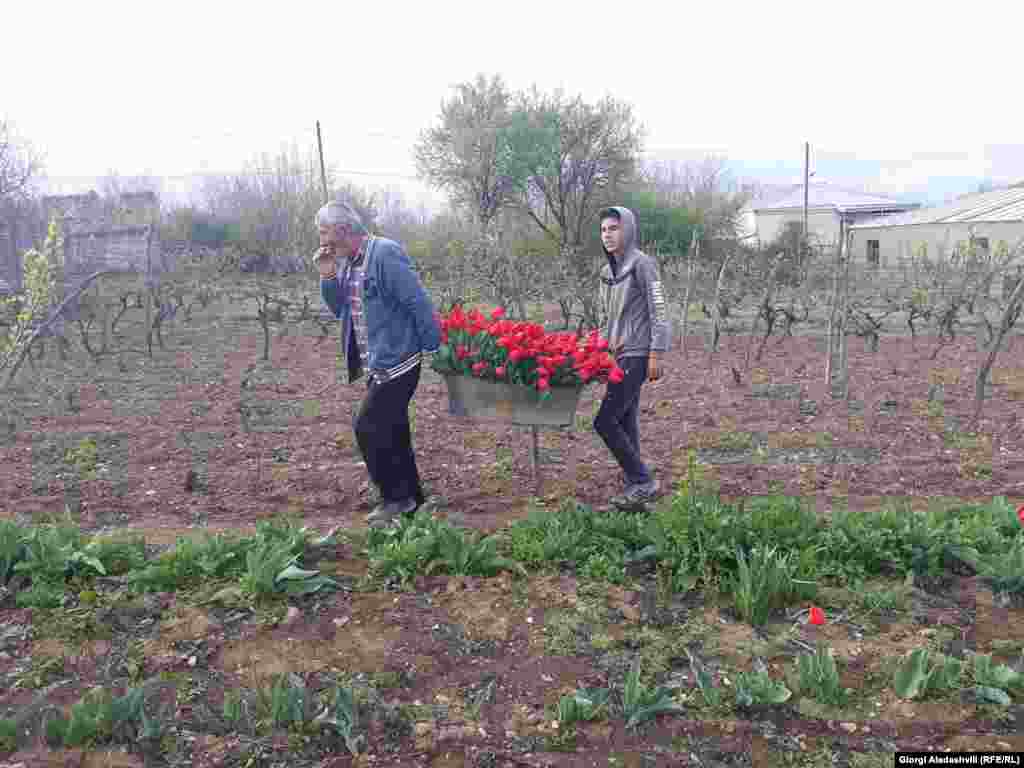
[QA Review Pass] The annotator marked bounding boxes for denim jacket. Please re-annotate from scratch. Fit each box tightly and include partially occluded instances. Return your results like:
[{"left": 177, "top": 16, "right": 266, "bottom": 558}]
[{"left": 320, "top": 236, "right": 441, "bottom": 383}]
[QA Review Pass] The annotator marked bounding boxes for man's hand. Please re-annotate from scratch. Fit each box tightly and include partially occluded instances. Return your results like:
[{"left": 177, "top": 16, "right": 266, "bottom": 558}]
[
  {"left": 648, "top": 352, "right": 663, "bottom": 382},
  {"left": 315, "top": 245, "right": 338, "bottom": 279}
]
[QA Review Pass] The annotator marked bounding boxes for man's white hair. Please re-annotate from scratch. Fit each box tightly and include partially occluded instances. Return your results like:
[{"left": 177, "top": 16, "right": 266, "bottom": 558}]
[{"left": 315, "top": 200, "right": 366, "bottom": 234}]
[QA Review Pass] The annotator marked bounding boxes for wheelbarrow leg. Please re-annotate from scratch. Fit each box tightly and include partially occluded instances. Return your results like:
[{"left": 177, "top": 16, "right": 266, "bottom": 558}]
[{"left": 529, "top": 425, "right": 541, "bottom": 494}]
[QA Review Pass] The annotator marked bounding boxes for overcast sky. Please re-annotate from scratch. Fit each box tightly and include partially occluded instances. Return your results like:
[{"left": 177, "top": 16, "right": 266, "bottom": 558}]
[{"left": 5, "top": 0, "right": 1022, "bottom": 212}]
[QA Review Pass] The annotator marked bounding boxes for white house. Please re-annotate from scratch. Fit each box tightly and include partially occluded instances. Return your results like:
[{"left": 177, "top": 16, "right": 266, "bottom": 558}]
[
  {"left": 849, "top": 185, "right": 1024, "bottom": 274},
  {"left": 749, "top": 180, "right": 920, "bottom": 250}
]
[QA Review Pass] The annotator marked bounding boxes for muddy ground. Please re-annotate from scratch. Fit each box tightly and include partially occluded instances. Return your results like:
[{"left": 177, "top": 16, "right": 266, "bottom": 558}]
[{"left": 1, "top": 301, "right": 1024, "bottom": 766}]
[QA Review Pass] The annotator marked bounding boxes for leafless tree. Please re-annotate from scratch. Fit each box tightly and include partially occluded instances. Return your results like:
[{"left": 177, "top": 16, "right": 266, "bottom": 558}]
[
  {"left": 0, "top": 120, "right": 44, "bottom": 208},
  {"left": 508, "top": 88, "right": 644, "bottom": 328},
  {"left": 637, "top": 156, "right": 754, "bottom": 253}
]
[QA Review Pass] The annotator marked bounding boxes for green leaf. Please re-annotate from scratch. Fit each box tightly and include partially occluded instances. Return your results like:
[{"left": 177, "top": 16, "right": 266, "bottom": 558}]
[
  {"left": 974, "top": 686, "right": 1012, "bottom": 706},
  {"left": 275, "top": 564, "right": 321, "bottom": 582},
  {"left": 282, "top": 575, "right": 339, "bottom": 595},
  {"left": 624, "top": 544, "right": 659, "bottom": 564},
  {"left": 70, "top": 553, "right": 106, "bottom": 576},
  {"left": 973, "top": 653, "right": 1021, "bottom": 689},
  {"left": 625, "top": 698, "right": 685, "bottom": 729},
  {"left": 574, "top": 687, "right": 610, "bottom": 712},
  {"left": 894, "top": 648, "right": 931, "bottom": 700},
  {"left": 623, "top": 657, "right": 642, "bottom": 713}
]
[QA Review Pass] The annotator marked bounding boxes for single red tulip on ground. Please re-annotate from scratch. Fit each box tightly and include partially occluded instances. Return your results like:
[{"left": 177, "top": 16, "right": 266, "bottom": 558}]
[
  {"left": 1017, "top": 505, "right": 1024, "bottom": 525},
  {"left": 808, "top": 606, "right": 826, "bottom": 625}
]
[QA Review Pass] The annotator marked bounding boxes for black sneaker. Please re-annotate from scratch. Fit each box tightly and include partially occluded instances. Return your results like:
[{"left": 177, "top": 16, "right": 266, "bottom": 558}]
[
  {"left": 611, "top": 479, "right": 661, "bottom": 511},
  {"left": 367, "top": 498, "right": 418, "bottom": 527}
]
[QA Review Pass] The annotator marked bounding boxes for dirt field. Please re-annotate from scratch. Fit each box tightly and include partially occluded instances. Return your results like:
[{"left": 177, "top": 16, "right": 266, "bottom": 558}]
[
  {"left": 4, "top": 299, "right": 1024, "bottom": 533},
  {"left": 2, "top": 297, "right": 1024, "bottom": 766}
]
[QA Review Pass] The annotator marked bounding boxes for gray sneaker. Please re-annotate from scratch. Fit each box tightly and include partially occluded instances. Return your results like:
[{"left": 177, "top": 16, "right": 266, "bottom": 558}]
[
  {"left": 366, "top": 498, "right": 417, "bottom": 527},
  {"left": 611, "top": 479, "right": 661, "bottom": 510}
]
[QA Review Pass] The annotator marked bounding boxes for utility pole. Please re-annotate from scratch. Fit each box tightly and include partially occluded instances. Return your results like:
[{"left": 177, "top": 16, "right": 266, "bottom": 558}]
[
  {"left": 803, "top": 142, "right": 810, "bottom": 251},
  {"left": 316, "top": 121, "right": 329, "bottom": 202}
]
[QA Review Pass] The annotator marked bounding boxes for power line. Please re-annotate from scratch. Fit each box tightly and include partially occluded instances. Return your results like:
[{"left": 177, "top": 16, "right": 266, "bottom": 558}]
[{"left": 42, "top": 168, "right": 425, "bottom": 182}]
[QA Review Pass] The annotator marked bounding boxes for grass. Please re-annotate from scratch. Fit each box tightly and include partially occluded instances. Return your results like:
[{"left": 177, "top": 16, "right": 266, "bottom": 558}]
[
  {"left": 1, "top": 480, "right": 1022, "bottom": 760},
  {"left": 5, "top": 489, "right": 1022, "bottom": 627},
  {"left": 731, "top": 545, "right": 816, "bottom": 626}
]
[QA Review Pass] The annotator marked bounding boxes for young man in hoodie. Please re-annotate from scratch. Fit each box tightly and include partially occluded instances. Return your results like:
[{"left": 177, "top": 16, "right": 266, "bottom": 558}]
[
  {"left": 595, "top": 206, "right": 670, "bottom": 510},
  {"left": 315, "top": 200, "right": 441, "bottom": 528}
]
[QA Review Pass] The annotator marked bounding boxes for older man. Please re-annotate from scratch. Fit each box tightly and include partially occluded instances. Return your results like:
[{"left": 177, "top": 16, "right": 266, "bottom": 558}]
[{"left": 315, "top": 200, "right": 441, "bottom": 527}]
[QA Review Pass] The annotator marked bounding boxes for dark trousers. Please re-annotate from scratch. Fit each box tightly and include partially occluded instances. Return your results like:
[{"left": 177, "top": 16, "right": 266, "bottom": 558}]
[
  {"left": 353, "top": 365, "right": 425, "bottom": 505},
  {"left": 594, "top": 355, "right": 652, "bottom": 486}
]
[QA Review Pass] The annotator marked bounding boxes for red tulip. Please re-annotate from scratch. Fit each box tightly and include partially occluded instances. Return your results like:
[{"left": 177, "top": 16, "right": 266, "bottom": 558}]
[
  {"left": 608, "top": 366, "right": 625, "bottom": 384},
  {"left": 456, "top": 345, "right": 469, "bottom": 360},
  {"left": 491, "top": 306, "right": 506, "bottom": 320},
  {"left": 808, "top": 606, "right": 826, "bottom": 626},
  {"left": 537, "top": 377, "right": 550, "bottom": 391},
  {"left": 495, "top": 366, "right": 506, "bottom": 378},
  {"left": 1018, "top": 505, "right": 1024, "bottom": 525}
]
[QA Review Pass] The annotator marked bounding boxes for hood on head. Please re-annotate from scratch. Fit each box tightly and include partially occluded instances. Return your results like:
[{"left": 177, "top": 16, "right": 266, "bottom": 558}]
[{"left": 600, "top": 205, "right": 638, "bottom": 263}]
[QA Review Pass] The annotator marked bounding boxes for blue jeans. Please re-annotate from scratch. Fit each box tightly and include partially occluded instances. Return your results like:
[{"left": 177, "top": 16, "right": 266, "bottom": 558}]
[{"left": 593, "top": 356, "right": 652, "bottom": 486}]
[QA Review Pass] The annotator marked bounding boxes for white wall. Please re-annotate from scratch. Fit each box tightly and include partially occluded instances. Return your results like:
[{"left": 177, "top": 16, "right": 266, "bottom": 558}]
[
  {"left": 849, "top": 221, "right": 1024, "bottom": 297},
  {"left": 754, "top": 208, "right": 841, "bottom": 247},
  {"left": 850, "top": 221, "right": 1024, "bottom": 268}
]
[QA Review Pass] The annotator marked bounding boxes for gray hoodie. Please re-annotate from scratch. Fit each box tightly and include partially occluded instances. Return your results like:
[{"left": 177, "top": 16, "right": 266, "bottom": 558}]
[{"left": 598, "top": 206, "right": 671, "bottom": 359}]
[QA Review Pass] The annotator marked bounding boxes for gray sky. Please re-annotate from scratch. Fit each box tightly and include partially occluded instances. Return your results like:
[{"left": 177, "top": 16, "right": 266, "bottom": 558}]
[{"left": 5, "top": 0, "right": 1023, "bottom": 211}]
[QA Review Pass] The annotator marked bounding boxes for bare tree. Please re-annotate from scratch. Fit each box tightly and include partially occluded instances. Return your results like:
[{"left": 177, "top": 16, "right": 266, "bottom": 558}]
[
  {"left": 973, "top": 267, "right": 1024, "bottom": 426},
  {"left": 414, "top": 74, "right": 516, "bottom": 231},
  {"left": 414, "top": 74, "right": 548, "bottom": 313},
  {"left": 504, "top": 88, "right": 644, "bottom": 328},
  {"left": 196, "top": 143, "right": 364, "bottom": 269},
  {"left": 0, "top": 120, "right": 44, "bottom": 207},
  {"left": 637, "top": 156, "right": 754, "bottom": 249}
]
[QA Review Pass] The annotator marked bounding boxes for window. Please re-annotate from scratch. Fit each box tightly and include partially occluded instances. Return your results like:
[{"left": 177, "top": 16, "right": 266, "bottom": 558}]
[{"left": 867, "top": 240, "right": 880, "bottom": 267}]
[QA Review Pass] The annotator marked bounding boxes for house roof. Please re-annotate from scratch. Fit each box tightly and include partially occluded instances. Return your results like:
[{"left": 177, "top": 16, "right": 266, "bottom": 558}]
[
  {"left": 752, "top": 180, "right": 919, "bottom": 214},
  {"left": 42, "top": 191, "right": 100, "bottom": 204},
  {"left": 851, "top": 186, "right": 1024, "bottom": 229},
  {"left": 120, "top": 190, "right": 158, "bottom": 202}
]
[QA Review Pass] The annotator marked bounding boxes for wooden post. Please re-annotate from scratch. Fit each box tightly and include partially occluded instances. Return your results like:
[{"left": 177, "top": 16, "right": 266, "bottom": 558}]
[
  {"left": 803, "top": 142, "right": 810, "bottom": 254},
  {"left": 680, "top": 230, "right": 698, "bottom": 357},
  {"left": 144, "top": 224, "right": 153, "bottom": 358},
  {"left": 316, "top": 121, "right": 329, "bottom": 202}
]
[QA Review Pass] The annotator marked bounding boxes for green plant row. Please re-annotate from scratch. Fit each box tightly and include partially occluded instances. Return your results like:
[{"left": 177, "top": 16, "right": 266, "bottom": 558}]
[
  {"left": 0, "top": 514, "right": 340, "bottom": 609},
  {"left": 0, "top": 676, "right": 364, "bottom": 757},
  {"left": 3, "top": 484, "right": 1021, "bottom": 625},
  {"left": 2, "top": 644, "right": 1021, "bottom": 758},
  {"left": 506, "top": 484, "right": 1024, "bottom": 611},
  {"left": 544, "top": 642, "right": 1024, "bottom": 751}
]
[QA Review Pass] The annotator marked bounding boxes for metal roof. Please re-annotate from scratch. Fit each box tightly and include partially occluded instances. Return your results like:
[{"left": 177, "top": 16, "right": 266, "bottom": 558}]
[
  {"left": 852, "top": 186, "right": 1024, "bottom": 229},
  {"left": 752, "top": 180, "right": 919, "bottom": 214}
]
